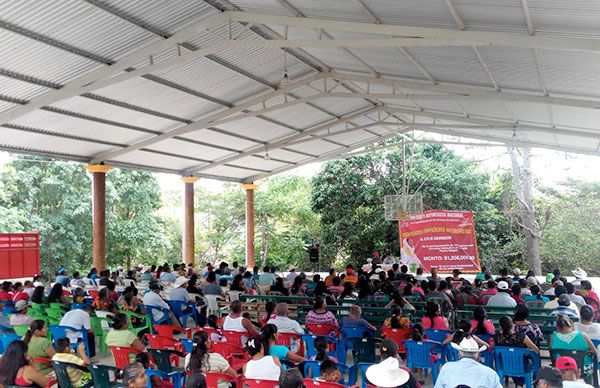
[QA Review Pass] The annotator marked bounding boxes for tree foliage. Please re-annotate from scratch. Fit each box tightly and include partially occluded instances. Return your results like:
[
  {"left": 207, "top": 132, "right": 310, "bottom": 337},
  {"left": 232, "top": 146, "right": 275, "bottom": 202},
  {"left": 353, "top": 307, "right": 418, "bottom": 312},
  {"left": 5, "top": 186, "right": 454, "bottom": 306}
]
[{"left": 311, "top": 144, "right": 512, "bottom": 269}]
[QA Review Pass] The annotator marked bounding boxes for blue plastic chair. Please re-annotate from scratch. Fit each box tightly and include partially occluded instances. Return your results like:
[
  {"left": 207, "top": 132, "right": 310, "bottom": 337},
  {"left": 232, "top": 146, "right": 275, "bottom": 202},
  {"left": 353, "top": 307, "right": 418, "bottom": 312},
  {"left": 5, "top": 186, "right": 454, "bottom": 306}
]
[
  {"left": 304, "top": 360, "right": 356, "bottom": 386},
  {"left": 340, "top": 326, "right": 369, "bottom": 353},
  {"left": 403, "top": 340, "right": 443, "bottom": 384},
  {"left": 494, "top": 346, "right": 541, "bottom": 388},
  {"left": 145, "top": 369, "right": 183, "bottom": 388},
  {"left": 425, "top": 329, "right": 452, "bottom": 343},
  {"left": 146, "top": 305, "right": 171, "bottom": 328},
  {"left": 167, "top": 300, "right": 199, "bottom": 328},
  {"left": 358, "top": 362, "right": 375, "bottom": 388},
  {"left": 0, "top": 333, "right": 20, "bottom": 355},
  {"left": 180, "top": 338, "right": 193, "bottom": 353},
  {"left": 48, "top": 325, "right": 91, "bottom": 358},
  {"left": 2, "top": 301, "right": 16, "bottom": 314},
  {"left": 445, "top": 343, "right": 494, "bottom": 368},
  {"left": 301, "top": 334, "right": 340, "bottom": 360}
]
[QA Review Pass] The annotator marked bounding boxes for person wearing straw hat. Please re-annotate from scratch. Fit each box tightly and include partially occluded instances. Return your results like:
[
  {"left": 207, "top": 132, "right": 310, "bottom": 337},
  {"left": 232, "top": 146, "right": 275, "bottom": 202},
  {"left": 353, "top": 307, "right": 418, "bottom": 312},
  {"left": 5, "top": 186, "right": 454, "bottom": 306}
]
[
  {"left": 572, "top": 267, "right": 588, "bottom": 280},
  {"left": 434, "top": 337, "right": 501, "bottom": 388},
  {"left": 169, "top": 276, "right": 190, "bottom": 303},
  {"left": 365, "top": 357, "right": 410, "bottom": 388}
]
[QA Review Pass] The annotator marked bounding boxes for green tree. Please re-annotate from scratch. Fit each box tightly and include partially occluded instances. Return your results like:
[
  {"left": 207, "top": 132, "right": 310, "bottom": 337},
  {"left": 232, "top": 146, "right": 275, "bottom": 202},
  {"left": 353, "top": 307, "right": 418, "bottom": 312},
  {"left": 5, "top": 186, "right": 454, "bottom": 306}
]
[{"left": 311, "top": 143, "right": 512, "bottom": 268}]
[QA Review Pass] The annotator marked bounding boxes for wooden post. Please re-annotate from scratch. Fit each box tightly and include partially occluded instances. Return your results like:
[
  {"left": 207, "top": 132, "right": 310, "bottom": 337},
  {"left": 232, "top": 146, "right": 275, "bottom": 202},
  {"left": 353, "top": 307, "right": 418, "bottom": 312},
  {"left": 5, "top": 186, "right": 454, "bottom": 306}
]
[
  {"left": 243, "top": 183, "right": 257, "bottom": 268},
  {"left": 182, "top": 177, "right": 199, "bottom": 266},
  {"left": 85, "top": 165, "right": 112, "bottom": 271}
]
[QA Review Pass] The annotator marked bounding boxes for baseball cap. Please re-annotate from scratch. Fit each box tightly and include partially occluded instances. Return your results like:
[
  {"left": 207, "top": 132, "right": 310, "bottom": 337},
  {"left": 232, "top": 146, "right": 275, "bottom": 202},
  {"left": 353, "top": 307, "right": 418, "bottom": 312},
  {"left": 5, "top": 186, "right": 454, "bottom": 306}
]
[
  {"left": 535, "top": 366, "right": 563, "bottom": 385},
  {"left": 556, "top": 356, "right": 578, "bottom": 371},
  {"left": 15, "top": 300, "right": 28, "bottom": 312},
  {"left": 558, "top": 294, "right": 571, "bottom": 306},
  {"left": 497, "top": 281, "right": 509, "bottom": 291}
]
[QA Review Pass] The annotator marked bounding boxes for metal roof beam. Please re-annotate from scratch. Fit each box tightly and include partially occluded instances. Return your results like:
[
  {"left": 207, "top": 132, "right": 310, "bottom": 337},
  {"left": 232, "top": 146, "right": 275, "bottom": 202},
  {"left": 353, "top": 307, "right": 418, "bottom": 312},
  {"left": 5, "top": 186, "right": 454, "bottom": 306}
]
[
  {"left": 444, "top": 0, "right": 466, "bottom": 30},
  {"left": 0, "top": 12, "right": 228, "bottom": 125},
  {"left": 383, "top": 106, "right": 600, "bottom": 139},
  {"left": 242, "top": 128, "right": 403, "bottom": 182},
  {"left": 90, "top": 72, "right": 325, "bottom": 163},
  {"left": 324, "top": 73, "right": 600, "bottom": 109},
  {"left": 225, "top": 11, "right": 600, "bottom": 52},
  {"left": 184, "top": 105, "right": 382, "bottom": 174}
]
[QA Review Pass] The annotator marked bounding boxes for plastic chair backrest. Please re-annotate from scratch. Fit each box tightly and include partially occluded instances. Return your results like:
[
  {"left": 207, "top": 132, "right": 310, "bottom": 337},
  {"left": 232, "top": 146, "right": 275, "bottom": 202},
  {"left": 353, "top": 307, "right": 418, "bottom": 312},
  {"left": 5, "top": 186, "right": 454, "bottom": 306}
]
[
  {"left": 301, "top": 334, "right": 338, "bottom": 359},
  {"left": 122, "top": 279, "right": 136, "bottom": 288},
  {"left": 353, "top": 337, "right": 380, "bottom": 364},
  {"left": 51, "top": 360, "right": 77, "bottom": 388},
  {"left": 204, "top": 295, "right": 222, "bottom": 311},
  {"left": 89, "top": 364, "right": 120, "bottom": 388},
  {"left": 145, "top": 368, "right": 183, "bottom": 388},
  {"left": 146, "top": 305, "right": 170, "bottom": 326},
  {"left": 277, "top": 332, "right": 304, "bottom": 356},
  {"left": 495, "top": 346, "right": 540, "bottom": 376},
  {"left": 2, "top": 301, "right": 16, "bottom": 314},
  {"left": 307, "top": 324, "right": 338, "bottom": 337},
  {"left": 152, "top": 324, "right": 188, "bottom": 337},
  {"left": 303, "top": 379, "right": 346, "bottom": 388},
  {"left": 48, "top": 324, "right": 90, "bottom": 356},
  {"left": 0, "top": 333, "right": 20, "bottom": 354},
  {"left": 404, "top": 340, "right": 442, "bottom": 369},
  {"left": 222, "top": 330, "right": 246, "bottom": 348},
  {"left": 341, "top": 326, "right": 368, "bottom": 341},
  {"left": 242, "top": 378, "right": 280, "bottom": 387},
  {"left": 110, "top": 346, "right": 141, "bottom": 369},
  {"left": 148, "top": 348, "right": 183, "bottom": 373},
  {"left": 180, "top": 338, "right": 193, "bottom": 353},
  {"left": 550, "top": 348, "right": 598, "bottom": 387},
  {"left": 146, "top": 334, "right": 183, "bottom": 351},
  {"left": 228, "top": 291, "right": 243, "bottom": 302},
  {"left": 381, "top": 328, "right": 412, "bottom": 354},
  {"left": 87, "top": 290, "right": 99, "bottom": 299},
  {"left": 12, "top": 324, "right": 29, "bottom": 336},
  {"left": 425, "top": 329, "right": 451, "bottom": 343},
  {"left": 303, "top": 361, "right": 353, "bottom": 386}
]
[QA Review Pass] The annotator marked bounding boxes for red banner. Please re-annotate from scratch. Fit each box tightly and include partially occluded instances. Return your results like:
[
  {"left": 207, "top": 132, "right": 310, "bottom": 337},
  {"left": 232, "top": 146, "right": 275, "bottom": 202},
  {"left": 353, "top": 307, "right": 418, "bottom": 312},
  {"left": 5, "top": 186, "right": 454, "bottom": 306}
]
[{"left": 399, "top": 210, "right": 480, "bottom": 273}]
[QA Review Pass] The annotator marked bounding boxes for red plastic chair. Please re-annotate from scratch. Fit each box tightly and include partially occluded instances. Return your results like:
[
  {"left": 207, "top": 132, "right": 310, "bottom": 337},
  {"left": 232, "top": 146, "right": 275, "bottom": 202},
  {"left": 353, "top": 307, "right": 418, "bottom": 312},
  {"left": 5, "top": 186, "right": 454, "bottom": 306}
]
[
  {"left": 212, "top": 342, "right": 249, "bottom": 371},
  {"left": 303, "top": 379, "right": 346, "bottom": 387},
  {"left": 277, "top": 332, "right": 304, "bottom": 356},
  {"left": 146, "top": 334, "right": 185, "bottom": 353},
  {"left": 381, "top": 328, "right": 412, "bottom": 354},
  {"left": 87, "top": 290, "right": 99, "bottom": 299},
  {"left": 109, "top": 346, "right": 142, "bottom": 369},
  {"left": 306, "top": 324, "right": 338, "bottom": 337},
  {"left": 196, "top": 326, "right": 223, "bottom": 339},
  {"left": 204, "top": 372, "right": 240, "bottom": 388},
  {"left": 242, "top": 378, "right": 280, "bottom": 387},
  {"left": 222, "top": 330, "right": 247, "bottom": 348},
  {"left": 153, "top": 324, "right": 192, "bottom": 338}
]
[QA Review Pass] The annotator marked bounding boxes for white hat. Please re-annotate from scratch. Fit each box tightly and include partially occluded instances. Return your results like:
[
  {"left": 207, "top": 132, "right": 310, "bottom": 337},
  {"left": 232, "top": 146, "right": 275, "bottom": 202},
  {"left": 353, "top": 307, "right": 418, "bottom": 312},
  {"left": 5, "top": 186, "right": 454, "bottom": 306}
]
[
  {"left": 513, "top": 268, "right": 522, "bottom": 276},
  {"left": 497, "top": 281, "right": 509, "bottom": 291},
  {"left": 117, "top": 266, "right": 124, "bottom": 271},
  {"left": 365, "top": 357, "right": 410, "bottom": 387},
  {"left": 450, "top": 337, "right": 487, "bottom": 353},
  {"left": 572, "top": 267, "right": 587, "bottom": 279},
  {"left": 526, "top": 276, "right": 538, "bottom": 286},
  {"left": 288, "top": 265, "right": 296, "bottom": 272},
  {"left": 173, "top": 276, "right": 189, "bottom": 288},
  {"left": 15, "top": 300, "right": 29, "bottom": 312}
]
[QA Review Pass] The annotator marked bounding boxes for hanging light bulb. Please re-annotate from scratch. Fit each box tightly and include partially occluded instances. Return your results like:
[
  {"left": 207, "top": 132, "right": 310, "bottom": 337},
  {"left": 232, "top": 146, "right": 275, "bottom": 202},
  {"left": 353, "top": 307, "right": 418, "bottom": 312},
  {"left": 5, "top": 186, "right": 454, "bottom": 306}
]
[{"left": 280, "top": 50, "right": 291, "bottom": 87}]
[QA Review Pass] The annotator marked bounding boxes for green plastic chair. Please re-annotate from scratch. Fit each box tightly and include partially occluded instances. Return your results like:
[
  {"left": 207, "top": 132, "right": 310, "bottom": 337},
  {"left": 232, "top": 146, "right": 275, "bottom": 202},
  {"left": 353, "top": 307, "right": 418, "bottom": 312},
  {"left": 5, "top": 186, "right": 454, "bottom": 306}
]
[
  {"left": 91, "top": 316, "right": 112, "bottom": 355},
  {"left": 30, "top": 302, "right": 47, "bottom": 312},
  {"left": 45, "top": 308, "right": 65, "bottom": 325},
  {"left": 147, "top": 348, "right": 185, "bottom": 374},
  {"left": 12, "top": 325, "right": 28, "bottom": 337},
  {"left": 124, "top": 311, "right": 152, "bottom": 337},
  {"left": 49, "top": 302, "right": 69, "bottom": 311},
  {"left": 51, "top": 360, "right": 92, "bottom": 388},
  {"left": 89, "top": 364, "right": 121, "bottom": 388}
]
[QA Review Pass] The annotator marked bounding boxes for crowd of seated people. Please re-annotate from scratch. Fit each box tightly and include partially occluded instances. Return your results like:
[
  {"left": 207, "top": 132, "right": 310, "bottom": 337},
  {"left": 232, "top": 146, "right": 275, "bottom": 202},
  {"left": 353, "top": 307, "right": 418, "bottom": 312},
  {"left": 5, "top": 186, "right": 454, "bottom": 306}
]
[{"left": 0, "top": 260, "right": 597, "bottom": 387}]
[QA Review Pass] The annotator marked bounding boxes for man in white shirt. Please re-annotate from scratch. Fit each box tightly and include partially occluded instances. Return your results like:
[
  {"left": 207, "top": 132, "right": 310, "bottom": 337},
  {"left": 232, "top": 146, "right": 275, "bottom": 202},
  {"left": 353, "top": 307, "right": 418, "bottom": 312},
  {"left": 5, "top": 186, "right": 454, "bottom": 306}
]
[
  {"left": 286, "top": 266, "right": 299, "bottom": 284},
  {"left": 556, "top": 356, "right": 594, "bottom": 388},
  {"left": 545, "top": 286, "right": 580, "bottom": 319},
  {"left": 143, "top": 283, "right": 180, "bottom": 326},
  {"left": 487, "top": 281, "right": 517, "bottom": 308},
  {"left": 59, "top": 305, "right": 95, "bottom": 358},
  {"left": 268, "top": 303, "right": 303, "bottom": 334},
  {"left": 435, "top": 337, "right": 501, "bottom": 388}
]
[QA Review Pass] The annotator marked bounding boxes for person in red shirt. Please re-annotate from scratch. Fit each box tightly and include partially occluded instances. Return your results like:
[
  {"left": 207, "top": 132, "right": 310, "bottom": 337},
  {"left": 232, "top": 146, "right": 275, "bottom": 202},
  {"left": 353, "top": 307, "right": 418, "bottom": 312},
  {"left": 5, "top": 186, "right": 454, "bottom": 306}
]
[
  {"left": 511, "top": 284, "right": 525, "bottom": 304},
  {"left": 12, "top": 282, "right": 29, "bottom": 302},
  {"left": 0, "top": 282, "right": 13, "bottom": 302}
]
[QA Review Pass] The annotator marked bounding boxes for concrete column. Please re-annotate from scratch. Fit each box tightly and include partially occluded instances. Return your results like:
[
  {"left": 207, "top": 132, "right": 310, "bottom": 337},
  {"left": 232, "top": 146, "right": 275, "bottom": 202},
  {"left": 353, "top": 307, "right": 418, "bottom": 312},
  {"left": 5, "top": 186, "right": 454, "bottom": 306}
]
[
  {"left": 85, "top": 165, "right": 112, "bottom": 271},
  {"left": 182, "top": 177, "right": 199, "bottom": 266},
  {"left": 243, "top": 183, "right": 257, "bottom": 268}
]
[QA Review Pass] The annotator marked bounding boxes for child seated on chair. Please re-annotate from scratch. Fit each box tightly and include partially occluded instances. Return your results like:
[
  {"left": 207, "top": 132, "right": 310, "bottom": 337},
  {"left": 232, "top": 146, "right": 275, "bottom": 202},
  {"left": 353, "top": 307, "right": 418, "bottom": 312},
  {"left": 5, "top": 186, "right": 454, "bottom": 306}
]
[
  {"left": 316, "top": 360, "right": 342, "bottom": 383},
  {"left": 51, "top": 337, "right": 92, "bottom": 388}
]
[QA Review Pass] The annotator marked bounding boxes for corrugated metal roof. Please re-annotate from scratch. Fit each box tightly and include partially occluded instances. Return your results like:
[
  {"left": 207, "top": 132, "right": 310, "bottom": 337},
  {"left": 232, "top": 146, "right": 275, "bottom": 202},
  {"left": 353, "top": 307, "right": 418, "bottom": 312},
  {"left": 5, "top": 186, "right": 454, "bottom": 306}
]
[{"left": 1, "top": 1, "right": 600, "bottom": 181}]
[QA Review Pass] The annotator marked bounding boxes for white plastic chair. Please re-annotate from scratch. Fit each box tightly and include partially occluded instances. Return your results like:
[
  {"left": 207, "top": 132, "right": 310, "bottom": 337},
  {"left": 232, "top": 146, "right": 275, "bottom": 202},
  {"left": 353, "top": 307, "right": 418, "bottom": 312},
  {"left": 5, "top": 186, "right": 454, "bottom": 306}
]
[
  {"left": 228, "top": 291, "right": 242, "bottom": 302},
  {"left": 204, "top": 295, "right": 226, "bottom": 316}
]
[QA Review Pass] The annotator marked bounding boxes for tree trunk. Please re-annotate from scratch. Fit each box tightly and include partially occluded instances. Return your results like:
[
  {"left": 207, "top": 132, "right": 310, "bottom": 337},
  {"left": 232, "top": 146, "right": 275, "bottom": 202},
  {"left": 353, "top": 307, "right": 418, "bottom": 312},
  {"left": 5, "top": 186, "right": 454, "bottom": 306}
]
[{"left": 508, "top": 147, "right": 543, "bottom": 275}]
